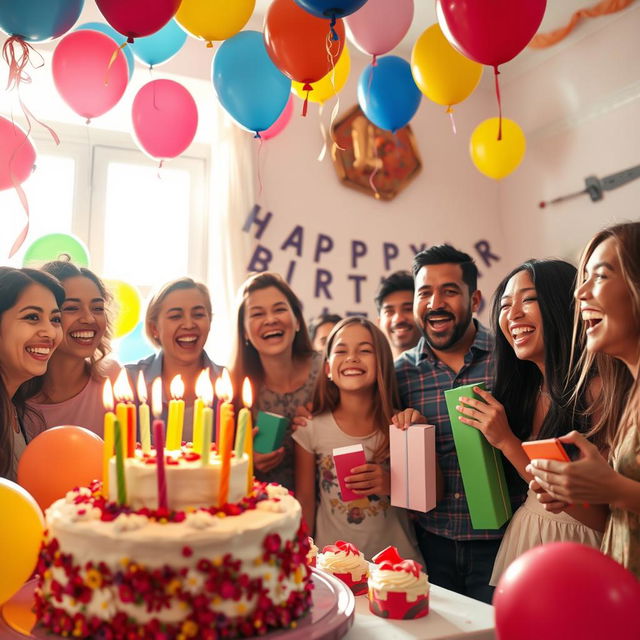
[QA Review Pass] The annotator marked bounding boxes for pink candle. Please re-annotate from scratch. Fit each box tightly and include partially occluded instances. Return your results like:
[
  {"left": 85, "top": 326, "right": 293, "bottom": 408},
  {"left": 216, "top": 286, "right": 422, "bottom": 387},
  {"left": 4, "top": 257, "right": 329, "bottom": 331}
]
[{"left": 154, "top": 420, "right": 168, "bottom": 512}]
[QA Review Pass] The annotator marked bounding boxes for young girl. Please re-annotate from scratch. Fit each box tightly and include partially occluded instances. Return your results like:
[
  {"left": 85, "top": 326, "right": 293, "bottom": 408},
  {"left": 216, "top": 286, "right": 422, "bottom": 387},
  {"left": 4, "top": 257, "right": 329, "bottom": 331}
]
[
  {"left": 25, "top": 260, "right": 119, "bottom": 438},
  {"left": 293, "top": 317, "right": 422, "bottom": 562}
]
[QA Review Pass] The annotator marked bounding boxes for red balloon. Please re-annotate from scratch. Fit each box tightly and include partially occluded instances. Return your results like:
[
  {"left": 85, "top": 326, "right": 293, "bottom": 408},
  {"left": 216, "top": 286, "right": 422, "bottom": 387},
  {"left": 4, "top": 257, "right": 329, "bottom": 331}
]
[
  {"left": 52, "top": 30, "right": 128, "bottom": 120},
  {"left": 264, "top": 0, "right": 345, "bottom": 84},
  {"left": 494, "top": 542, "right": 640, "bottom": 640},
  {"left": 0, "top": 117, "right": 36, "bottom": 191},
  {"left": 132, "top": 79, "right": 198, "bottom": 160},
  {"left": 436, "top": 0, "right": 546, "bottom": 67},
  {"left": 95, "top": 0, "right": 182, "bottom": 41}
]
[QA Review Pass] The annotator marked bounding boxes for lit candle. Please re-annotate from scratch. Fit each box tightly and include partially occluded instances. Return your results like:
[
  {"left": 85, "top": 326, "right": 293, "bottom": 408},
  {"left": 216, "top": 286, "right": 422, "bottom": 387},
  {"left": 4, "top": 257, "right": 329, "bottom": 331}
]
[
  {"left": 192, "top": 369, "right": 209, "bottom": 453},
  {"left": 102, "top": 379, "right": 116, "bottom": 498},
  {"left": 113, "top": 418, "right": 127, "bottom": 505},
  {"left": 214, "top": 376, "right": 224, "bottom": 447},
  {"left": 166, "top": 375, "right": 185, "bottom": 450},
  {"left": 137, "top": 371, "right": 151, "bottom": 454},
  {"left": 235, "top": 378, "right": 252, "bottom": 457},
  {"left": 114, "top": 369, "right": 136, "bottom": 457},
  {"left": 217, "top": 369, "right": 235, "bottom": 507},
  {"left": 200, "top": 373, "right": 214, "bottom": 466},
  {"left": 152, "top": 377, "right": 168, "bottom": 512}
]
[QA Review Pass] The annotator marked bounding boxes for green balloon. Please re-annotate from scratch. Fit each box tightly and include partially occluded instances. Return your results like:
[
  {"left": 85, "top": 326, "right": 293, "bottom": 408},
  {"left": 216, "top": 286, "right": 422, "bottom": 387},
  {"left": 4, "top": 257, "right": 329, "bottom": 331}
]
[{"left": 22, "top": 234, "right": 90, "bottom": 268}]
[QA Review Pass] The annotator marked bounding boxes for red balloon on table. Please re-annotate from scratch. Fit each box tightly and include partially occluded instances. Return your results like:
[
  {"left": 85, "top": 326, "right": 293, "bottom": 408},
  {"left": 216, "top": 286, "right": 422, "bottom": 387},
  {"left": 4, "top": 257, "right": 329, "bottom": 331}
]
[
  {"left": 0, "top": 117, "right": 36, "bottom": 191},
  {"left": 95, "top": 0, "right": 182, "bottom": 42},
  {"left": 494, "top": 542, "right": 640, "bottom": 640},
  {"left": 17, "top": 426, "right": 104, "bottom": 511}
]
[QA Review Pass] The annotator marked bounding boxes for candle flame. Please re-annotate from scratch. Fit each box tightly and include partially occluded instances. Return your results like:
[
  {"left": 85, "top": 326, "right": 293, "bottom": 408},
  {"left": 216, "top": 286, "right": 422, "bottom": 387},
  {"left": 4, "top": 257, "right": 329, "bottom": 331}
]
[
  {"left": 114, "top": 369, "right": 134, "bottom": 402},
  {"left": 169, "top": 374, "right": 185, "bottom": 400},
  {"left": 102, "top": 379, "right": 114, "bottom": 411},
  {"left": 195, "top": 368, "right": 211, "bottom": 400},
  {"left": 219, "top": 368, "right": 233, "bottom": 402},
  {"left": 200, "top": 372, "right": 214, "bottom": 406},
  {"left": 137, "top": 371, "right": 147, "bottom": 404},
  {"left": 215, "top": 376, "right": 224, "bottom": 400},
  {"left": 242, "top": 378, "right": 253, "bottom": 408},
  {"left": 151, "top": 378, "right": 163, "bottom": 417}
]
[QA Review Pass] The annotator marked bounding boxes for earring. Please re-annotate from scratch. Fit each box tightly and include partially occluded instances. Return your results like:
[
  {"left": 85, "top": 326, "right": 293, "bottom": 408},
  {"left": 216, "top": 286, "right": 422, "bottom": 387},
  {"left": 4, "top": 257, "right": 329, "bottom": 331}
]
[{"left": 245, "top": 338, "right": 249, "bottom": 346}]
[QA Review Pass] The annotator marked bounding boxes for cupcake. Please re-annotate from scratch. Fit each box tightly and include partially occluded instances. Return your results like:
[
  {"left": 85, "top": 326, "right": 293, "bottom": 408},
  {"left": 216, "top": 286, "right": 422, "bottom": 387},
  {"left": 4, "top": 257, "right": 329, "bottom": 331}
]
[
  {"left": 368, "top": 558, "right": 429, "bottom": 619},
  {"left": 307, "top": 537, "right": 318, "bottom": 568},
  {"left": 317, "top": 541, "right": 369, "bottom": 595}
]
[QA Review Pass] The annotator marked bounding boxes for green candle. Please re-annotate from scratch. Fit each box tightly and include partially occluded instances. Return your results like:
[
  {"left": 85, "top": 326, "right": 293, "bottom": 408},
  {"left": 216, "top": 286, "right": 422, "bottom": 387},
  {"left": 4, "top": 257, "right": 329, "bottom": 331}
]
[{"left": 114, "top": 418, "right": 127, "bottom": 505}]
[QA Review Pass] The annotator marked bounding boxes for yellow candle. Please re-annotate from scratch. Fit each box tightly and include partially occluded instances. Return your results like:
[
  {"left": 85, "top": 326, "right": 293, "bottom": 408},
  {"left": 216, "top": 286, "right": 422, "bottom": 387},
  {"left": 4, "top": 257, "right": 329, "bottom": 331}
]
[
  {"left": 166, "top": 375, "right": 185, "bottom": 450},
  {"left": 102, "top": 380, "right": 116, "bottom": 498},
  {"left": 245, "top": 417, "right": 254, "bottom": 495},
  {"left": 192, "top": 369, "right": 210, "bottom": 453},
  {"left": 234, "top": 378, "right": 253, "bottom": 458},
  {"left": 137, "top": 372, "right": 151, "bottom": 454},
  {"left": 217, "top": 370, "right": 234, "bottom": 507},
  {"left": 114, "top": 369, "right": 135, "bottom": 458},
  {"left": 201, "top": 407, "right": 213, "bottom": 466}
]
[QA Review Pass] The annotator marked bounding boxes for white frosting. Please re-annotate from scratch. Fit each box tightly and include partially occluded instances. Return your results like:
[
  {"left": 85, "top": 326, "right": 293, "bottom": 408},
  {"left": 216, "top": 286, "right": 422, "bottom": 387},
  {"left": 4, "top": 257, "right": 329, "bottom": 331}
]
[
  {"left": 368, "top": 567, "right": 430, "bottom": 603},
  {"left": 108, "top": 449, "right": 249, "bottom": 510},
  {"left": 317, "top": 548, "right": 369, "bottom": 581}
]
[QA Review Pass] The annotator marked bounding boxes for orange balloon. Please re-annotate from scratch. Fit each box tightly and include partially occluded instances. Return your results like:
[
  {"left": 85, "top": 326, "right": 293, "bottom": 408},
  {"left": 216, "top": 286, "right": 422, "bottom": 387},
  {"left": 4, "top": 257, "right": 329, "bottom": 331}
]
[
  {"left": 17, "top": 426, "right": 103, "bottom": 511},
  {"left": 264, "top": 0, "right": 345, "bottom": 84}
]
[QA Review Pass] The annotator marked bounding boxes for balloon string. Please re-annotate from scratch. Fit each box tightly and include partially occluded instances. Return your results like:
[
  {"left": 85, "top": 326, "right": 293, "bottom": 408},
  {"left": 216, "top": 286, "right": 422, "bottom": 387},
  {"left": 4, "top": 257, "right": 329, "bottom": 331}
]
[
  {"left": 329, "top": 96, "right": 343, "bottom": 150},
  {"left": 7, "top": 124, "right": 32, "bottom": 258},
  {"left": 302, "top": 84, "right": 312, "bottom": 117},
  {"left": 493, "top": 65, "right": 503, "bottom": 141},
  {"left": 105, "top": 41, "right": 128, "bottom": 86},
  {"left": 255, "top": 132, "right": 264, "bottom": 197},
  {"left": 329, "top": 14, "right": 339, "bottom": 41},
  {"left": 446, "top": 106, "right": 457, "bottom": 135},
  {"left": 157, "top": 159, "right": 164, "bottom": 180},
  {"left": 317, "top": 103, "right": 328, "bottom": 162}
]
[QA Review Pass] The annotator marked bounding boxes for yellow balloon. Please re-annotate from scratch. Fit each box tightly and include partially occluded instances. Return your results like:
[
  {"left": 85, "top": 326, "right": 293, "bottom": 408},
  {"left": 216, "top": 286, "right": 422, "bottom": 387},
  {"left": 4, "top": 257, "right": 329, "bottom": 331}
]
[
  {"left": 470, "top": 117, "right": 526, "bottom": 180},
  {"left": 411, "top": 24, "right": 483, "bottom": 107},
  {"left": 292, "top": 46, "right": 350, "bottom": 105},
  {"left": 176, "top": 0, "right": 255, "bottom": 45},
  {"left": 106, "top": 280, "right": 142, "bottom": 339},
  {"left": 0, "top": 479, "right": 44, "bottom": 605}
]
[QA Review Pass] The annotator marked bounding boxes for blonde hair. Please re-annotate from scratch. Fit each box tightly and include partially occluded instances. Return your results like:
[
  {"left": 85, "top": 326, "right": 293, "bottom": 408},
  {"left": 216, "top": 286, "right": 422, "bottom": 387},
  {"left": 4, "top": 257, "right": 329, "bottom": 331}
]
[
  {"left": 312, "top": 316, "right": 399, "bottom": 463},
  {"left": 145, "top": 277, "right": 212, "bottom": 348}
]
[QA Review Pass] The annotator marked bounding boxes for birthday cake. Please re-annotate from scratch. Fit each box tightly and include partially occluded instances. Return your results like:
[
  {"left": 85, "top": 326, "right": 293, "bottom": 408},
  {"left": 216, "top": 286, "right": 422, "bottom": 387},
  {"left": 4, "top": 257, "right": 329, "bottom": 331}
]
[{"left": 34, "top": 447, "right": 312, "bottom": 639}]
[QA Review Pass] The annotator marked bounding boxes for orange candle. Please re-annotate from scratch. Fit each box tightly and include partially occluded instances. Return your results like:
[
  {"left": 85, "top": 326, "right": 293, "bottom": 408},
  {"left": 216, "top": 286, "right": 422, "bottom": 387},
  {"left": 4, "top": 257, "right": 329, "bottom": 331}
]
[
  {"left": 102, "top": 379, "right": 116, "bottom": 498},
  {"left": 217, "top": 369, "right": 234, "bottom": 507}
]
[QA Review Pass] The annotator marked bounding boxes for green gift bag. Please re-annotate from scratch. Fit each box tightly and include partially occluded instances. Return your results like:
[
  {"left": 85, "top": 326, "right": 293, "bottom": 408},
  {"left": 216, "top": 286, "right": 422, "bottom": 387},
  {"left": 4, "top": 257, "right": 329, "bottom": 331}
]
[{"left": 444, "top": 382, "right": 512, "bottom": 529}]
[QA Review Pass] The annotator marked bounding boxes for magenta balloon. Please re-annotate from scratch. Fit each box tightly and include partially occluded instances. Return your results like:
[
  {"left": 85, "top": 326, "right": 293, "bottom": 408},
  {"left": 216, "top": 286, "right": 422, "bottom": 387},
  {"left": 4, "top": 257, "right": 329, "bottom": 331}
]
[
  {"left": 95, "top": 0, "right": 182, "bottom": 41},
  {"left": 494, "top": 542, "right": 640, "bottom": 640},
  {"left": 52, "top": 30, "right": 129, "bottom": 120},
  {"left": 345, "top": 0, "right": 414, "bottom": 58},
  {"left": 436, "top": 0, "right": 546, "bottom": 67},
  {"left": 261, "top": 95, "right": 294, "bottom": 140},
  {"left": 0, "top": 117, "right": 36, "bottom": 191},
  {"left": 132, "top": 79, "right": 198, "bottom": 160}
]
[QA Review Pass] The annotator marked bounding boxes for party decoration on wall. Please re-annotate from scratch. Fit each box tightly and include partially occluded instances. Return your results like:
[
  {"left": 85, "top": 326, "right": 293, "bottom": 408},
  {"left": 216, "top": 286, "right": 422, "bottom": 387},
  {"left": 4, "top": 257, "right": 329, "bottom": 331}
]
[
  {"left": 292, "top": 45, "right": 350, "bottom": 105},
  {"left": 130, "top": 18, "right": 186, "bottom": 67},
  {"left": 294, "top": 0, "right": 368, "bottom": 20},
  {"left": 213, "top": 30, "right": 291, "bottom": 135},
  {"left": 539, "top": 163, "right": 640, "bottom": 208},
  {"left": 0, "top": 479, "right": 44, "bottom": 605},
  {"left": 264, "top": 0, "right": 345, "bottom": 114},
  {"left": 0, "top": 0, "right": 84, "bottom": 42},
  {"left": 494, "top": 542, "right": 640, "bottom": 640},
  {"left": 344, "top": 0, "right": 413, "bottom": 64},
  {"left": 17, "top": 426, "right": 103, "bottom": 511},
  {"left": 261, "top": 95, "right": 294, "bottom": 140},
  {"left": 22, "top": 233, "right": 90, "bottom": 267},
  {"left": 436, "top": 0, "right": 546, "bottom": 139},
  {"left": 132, "top": 79, "right": 198, "bottom": 160},
  {"left": 105, "top": 279, "right": 142, "bottom": 338},
  {"left": 357, "top": 56, "right": 421, "bottom": 133},
  {"left": 176, "top": 0, "right": 256, "bottom": 47},
  {"left": 330, "top": 105, "right": 421, "bottom": 200},
  {"left": 52, "top": 30, "right": 128, "bottom": 122},
  {"left": 114, "top": 321, "right": 152, "bottom": 363},
  {"left": 411, "top": 24, "right": 482, "bottom": 131},
  {"left": 470, "top": 117, "right": 526, "bottom": 180},
  {"left": 95, "top": 0, "right": 182, "bottom": 42},
  {"left": 76, "top": 21, "right": 135, "bottom": 78}
]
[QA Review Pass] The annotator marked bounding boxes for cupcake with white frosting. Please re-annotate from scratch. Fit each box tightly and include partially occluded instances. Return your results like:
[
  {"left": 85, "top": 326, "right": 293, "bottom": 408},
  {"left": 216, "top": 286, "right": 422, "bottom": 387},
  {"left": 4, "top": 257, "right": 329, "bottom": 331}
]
[
  {"left": 307, "top": 537, "right": 319, "bottom": 568},
  {"left": 317, "top": 540, "right": 369, "bottom": 595}
]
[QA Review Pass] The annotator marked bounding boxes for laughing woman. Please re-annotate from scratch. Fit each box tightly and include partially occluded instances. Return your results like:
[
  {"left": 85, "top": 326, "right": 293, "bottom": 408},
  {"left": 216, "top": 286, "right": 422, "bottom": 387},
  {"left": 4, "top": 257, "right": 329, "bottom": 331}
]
[{"left": 0, "top": 267, "right": 64, "bottom": 480}]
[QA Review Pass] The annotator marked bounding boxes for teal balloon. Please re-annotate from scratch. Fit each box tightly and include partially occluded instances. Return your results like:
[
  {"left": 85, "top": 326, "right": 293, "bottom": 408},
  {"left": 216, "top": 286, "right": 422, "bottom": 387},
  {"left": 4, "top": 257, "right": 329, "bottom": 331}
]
[
  {"left": 22, "top": 234, "right": 90, "bottom": 267},
  {"left": 213, "top": 30, "right": 291, "bottom": 134},
  {"left": 130, "top": 19, "right": 186, "bottom": 68},
  {"left": 115, "top": 322, "right": 153, "bottom": 364},
  {"left": 76, "top": 22, "right": 134, "bottom": 78},
  {"left": 0, "top": 0, "right": 84, "bottom": 42}
]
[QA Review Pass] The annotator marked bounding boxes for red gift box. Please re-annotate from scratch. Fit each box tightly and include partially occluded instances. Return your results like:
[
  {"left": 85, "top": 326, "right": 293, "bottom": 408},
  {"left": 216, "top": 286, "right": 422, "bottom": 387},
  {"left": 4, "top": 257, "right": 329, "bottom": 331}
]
[{"left": 332, "top": 444, "right": 367, "bottom": 502}]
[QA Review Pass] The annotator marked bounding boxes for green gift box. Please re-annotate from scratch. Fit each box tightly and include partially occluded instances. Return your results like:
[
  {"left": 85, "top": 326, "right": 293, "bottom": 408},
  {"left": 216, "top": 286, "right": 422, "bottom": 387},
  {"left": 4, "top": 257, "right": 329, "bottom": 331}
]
[
  {"left": 254, "top": 411, "right": 289, "bottom": 454},
  {"left": 444, "top": 382, "right": 512, "bottom": 529}
]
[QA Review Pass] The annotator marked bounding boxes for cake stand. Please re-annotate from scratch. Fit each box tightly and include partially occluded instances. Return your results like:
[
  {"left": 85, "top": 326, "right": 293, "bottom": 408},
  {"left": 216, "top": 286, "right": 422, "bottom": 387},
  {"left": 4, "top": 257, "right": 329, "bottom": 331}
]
[{"left": 0, "top": 569, "right": 355, "bottom": 640}]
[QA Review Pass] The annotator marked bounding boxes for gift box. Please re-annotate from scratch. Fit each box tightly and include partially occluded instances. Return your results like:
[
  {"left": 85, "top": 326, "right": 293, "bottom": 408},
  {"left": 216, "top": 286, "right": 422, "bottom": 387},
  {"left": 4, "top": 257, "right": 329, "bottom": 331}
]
[
  {"left": 444, "top": 382, "right": 512, "bottom": 529},
  {"left": 389, "top": 424, "right": 436, "bottom": 513},
  {"left": 332, "top": 444, "right": 367, "bottom": 502},
  {"left": 254, "top": 411, "right": 289, "bottom": 453}
]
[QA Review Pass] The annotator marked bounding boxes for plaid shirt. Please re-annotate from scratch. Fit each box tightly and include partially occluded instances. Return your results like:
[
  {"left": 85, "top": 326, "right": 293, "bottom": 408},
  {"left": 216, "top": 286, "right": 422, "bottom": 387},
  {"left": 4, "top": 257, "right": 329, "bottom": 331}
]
[{"left": 395, "top": 321, "right": 517, "bottom": 541}]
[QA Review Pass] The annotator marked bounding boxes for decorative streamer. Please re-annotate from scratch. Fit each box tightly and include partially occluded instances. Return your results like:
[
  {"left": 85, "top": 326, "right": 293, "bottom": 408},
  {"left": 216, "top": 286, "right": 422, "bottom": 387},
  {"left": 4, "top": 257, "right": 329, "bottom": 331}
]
[
  {"left": 446, "top": 106, "right": 457, "bottom": 135},
  {"left": 493, "top": 66, "right": 503, "bottom": 141}
]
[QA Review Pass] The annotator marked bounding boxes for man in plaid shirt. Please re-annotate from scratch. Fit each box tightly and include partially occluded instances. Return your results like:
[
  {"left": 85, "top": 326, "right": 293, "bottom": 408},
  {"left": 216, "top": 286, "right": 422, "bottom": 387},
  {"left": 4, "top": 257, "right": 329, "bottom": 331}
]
[{"left": 395, "top": 245, "right": 523, "bottom": 604}]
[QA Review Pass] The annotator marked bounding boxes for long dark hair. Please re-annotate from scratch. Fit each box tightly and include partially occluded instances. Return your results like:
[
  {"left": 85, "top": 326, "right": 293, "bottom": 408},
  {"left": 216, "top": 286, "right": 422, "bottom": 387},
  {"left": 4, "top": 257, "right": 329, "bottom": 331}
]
[
  {"left": 0, "top": 267, "right": 64, "bottom": 477},
  {"left": 491, "top": 259, "right": 592, "bottom": 443}
]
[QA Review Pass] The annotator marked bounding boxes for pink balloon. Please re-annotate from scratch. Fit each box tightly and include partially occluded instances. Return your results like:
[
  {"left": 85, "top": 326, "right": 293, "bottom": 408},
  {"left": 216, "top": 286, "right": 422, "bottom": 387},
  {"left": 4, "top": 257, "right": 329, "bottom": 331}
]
[
  {"left": 132, "top": 79, "right": 198, "bottom": 160},
  {"left": 261, "top": 95, "right": 294, "bottom": 140},
  {"left": 494, "top": 542, "right": 640, "bottom": 640},
  {"left": 95, "top": 0, "right": 182, "bottom": 42},
  {"left": 436, "top": 0, "right": 546, "bottom": 67},
  {"left": 52, "top": 30, "right": 128, "bottom": 120},
  {"left": 345, "top": 0, "right": 414, "bottom": 58},
  {"left": 0, "top": 117, "right": 36, "bottom": 191}
]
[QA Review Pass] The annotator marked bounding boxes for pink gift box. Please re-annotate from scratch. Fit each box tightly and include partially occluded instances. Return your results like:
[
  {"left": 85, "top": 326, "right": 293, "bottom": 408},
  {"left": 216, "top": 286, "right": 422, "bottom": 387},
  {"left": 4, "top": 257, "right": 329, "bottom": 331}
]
[
  {"left": 389, "top": 424, "right": 436, "bottom": 512},
  {"left": 333, "top": 444, "right": 367, "bottom": 502}
]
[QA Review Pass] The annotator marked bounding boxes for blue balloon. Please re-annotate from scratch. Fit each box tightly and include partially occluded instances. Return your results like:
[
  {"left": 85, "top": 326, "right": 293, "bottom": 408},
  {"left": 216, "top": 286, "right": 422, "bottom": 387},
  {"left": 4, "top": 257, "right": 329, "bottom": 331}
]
[
  {"left": 130, "top": 19, "right": 186, "bottom": 68},
  {"left": 76, "top": 22, "right": 134, "bottom": 79},
  {"left": 357, "top": 56, "right": 421, "bottom": 133},
  {"left": 114, "top": 322, "right": 154, "bottom": 365},
  {"left": 0, "top": 0, "right": 84, "bottom": 42},
  {"left": 294, "top": 0, "right": 367, "bottom": 18},
  {"left": 213, "top": 31, "right": 291, "bottom": 134}
]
